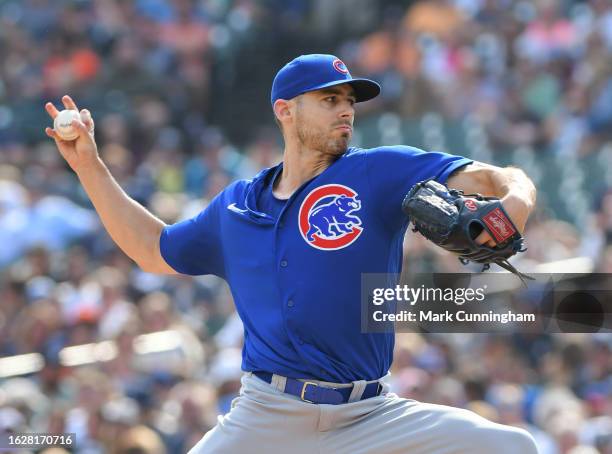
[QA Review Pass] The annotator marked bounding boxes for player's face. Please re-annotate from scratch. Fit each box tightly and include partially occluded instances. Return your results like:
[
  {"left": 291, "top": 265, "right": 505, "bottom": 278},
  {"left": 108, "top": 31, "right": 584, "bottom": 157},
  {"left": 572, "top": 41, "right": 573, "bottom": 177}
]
[{"left": 294, "top": 84, "right": 356, "bottom": 155}]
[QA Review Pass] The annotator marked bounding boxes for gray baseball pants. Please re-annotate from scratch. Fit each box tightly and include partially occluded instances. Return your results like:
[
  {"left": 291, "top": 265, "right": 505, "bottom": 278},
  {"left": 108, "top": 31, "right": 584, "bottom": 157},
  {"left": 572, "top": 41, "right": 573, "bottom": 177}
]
[{"left": 188, "top": 372, "right": 538, "bottom": 454}]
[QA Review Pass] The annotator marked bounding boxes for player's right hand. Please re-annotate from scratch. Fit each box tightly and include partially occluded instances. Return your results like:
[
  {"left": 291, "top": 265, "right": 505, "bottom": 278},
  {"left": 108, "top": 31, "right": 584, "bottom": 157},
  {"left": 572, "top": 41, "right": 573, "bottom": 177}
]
[{"left": 45, "top": 95, "right": 98, "bottom": 173}]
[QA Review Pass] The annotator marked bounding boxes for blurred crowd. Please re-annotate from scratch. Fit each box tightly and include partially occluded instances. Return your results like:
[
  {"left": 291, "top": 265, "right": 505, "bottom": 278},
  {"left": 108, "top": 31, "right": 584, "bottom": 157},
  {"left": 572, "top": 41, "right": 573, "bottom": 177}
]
[
  {"left": 0, "top": 0, "right": 611, "bottom": 453},
  {"left": 0, "top": 0, "right": 611, "bottom": 152}
]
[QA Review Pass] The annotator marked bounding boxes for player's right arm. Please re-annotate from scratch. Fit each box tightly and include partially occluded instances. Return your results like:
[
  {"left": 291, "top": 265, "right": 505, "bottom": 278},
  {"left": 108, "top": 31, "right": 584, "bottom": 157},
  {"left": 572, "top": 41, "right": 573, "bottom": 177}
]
[{"left": 45, "top": 95, "right": 177, "bottom": 275}]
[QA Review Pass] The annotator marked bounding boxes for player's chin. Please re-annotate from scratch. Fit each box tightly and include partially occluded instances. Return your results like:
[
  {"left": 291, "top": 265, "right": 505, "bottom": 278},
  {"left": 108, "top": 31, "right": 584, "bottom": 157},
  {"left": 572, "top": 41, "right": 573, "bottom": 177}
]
[
  {"left": 336, "top": 129, "right": 352, "bottom": 142},
  {"left": 328, "top": 137, "right": 350, "bottom": 155}
]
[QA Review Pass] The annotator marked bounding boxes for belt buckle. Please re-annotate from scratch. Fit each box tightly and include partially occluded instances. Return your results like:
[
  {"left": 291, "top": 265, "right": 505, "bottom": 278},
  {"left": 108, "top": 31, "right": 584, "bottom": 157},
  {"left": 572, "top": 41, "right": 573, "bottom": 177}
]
[{"left": 300, "top": 381, "right": 317, "bottom": 403}]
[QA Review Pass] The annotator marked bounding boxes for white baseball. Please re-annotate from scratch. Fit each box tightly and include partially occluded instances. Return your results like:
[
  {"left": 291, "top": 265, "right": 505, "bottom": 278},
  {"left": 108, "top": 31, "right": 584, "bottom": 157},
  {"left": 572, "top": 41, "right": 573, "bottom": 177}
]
[{"left": 53, "top": 109, "right": 81, "bottom": 141}]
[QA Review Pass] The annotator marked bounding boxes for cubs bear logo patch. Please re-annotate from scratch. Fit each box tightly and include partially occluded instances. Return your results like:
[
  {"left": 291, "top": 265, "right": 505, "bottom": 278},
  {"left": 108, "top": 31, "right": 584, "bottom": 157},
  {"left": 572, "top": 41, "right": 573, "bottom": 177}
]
[{"left": 298, "top": 184, "right": 363, "bottom": 250}]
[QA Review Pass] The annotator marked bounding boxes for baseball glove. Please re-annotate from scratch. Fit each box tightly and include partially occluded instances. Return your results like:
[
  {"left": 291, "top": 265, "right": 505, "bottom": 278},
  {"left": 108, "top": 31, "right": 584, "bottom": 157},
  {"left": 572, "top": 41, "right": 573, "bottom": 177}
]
[{"left": 402, "top": 179, "right": 533, "bottom": 285}]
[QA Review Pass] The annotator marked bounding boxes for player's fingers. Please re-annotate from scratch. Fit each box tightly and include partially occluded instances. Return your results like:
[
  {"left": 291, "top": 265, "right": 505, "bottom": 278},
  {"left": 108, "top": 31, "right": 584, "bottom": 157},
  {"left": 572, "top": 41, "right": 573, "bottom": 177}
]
[
  {"left": 62, "top": 95, "right": 78, "bottom": 111},
  {"left": 46, "top": 126, "right": 73, "bottom": 145},
  {"left": 45, "top": 127, "right": 60, "bottom": 140},
  {"left": 475, "top": 230, "right": 493, "bottom": 246},
  {"left": 45, "top": 102, "right": 59, "bottom": 119},
  {"left": 80, "top": 109, "right": 94, "bottom": 132},
  {"left": 45, "top": 127, "right": 70, "bottom": 148},
  {"left": 71, "top": 118, "right": 92, "bottom": 139}
]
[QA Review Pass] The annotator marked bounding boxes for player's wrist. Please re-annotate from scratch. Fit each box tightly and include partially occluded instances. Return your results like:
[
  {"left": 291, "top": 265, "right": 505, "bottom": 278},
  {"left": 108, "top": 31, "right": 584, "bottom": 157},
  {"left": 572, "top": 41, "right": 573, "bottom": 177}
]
[
  {"left": 73, "top": 155, "right": 106, "bottom": 176},
  {"left": 500, "top": 194, "right": 532, "bottom": 234},
  {"left": 501, "top": 193, "right": 534, "bottom": 215}
]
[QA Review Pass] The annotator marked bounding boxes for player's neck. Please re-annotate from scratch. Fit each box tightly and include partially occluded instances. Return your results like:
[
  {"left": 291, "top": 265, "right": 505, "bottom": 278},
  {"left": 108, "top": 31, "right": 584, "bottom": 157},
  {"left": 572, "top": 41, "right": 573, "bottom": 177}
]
[{"left": 273, "top": 145, "right": 337, "bottom": 199}]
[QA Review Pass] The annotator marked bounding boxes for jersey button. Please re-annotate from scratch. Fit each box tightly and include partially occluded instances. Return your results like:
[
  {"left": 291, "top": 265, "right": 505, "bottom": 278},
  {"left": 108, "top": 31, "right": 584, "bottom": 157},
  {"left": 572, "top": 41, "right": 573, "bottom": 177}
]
[
  {"left": 287, "top": 300, "right": 294, "bottom": 307},
  {"left": 280, "top": 260, "right": 288, "bottom": 267}
]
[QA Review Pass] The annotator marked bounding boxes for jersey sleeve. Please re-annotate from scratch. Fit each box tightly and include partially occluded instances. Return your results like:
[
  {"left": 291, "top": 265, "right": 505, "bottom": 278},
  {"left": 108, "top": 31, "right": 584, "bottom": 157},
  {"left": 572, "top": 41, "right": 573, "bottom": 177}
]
[
  {"left": 365, "top": 145, "right": 472, "bottom": 226},
  {"left": 159, "top": 191, "right": 225, "bottom": 277}
]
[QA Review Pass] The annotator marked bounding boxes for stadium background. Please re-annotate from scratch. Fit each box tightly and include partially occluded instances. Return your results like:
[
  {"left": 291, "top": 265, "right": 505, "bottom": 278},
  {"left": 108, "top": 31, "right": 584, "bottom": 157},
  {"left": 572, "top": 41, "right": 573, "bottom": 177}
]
[{"left": 0, "top": 0, "right": 610, "bottom": 452}]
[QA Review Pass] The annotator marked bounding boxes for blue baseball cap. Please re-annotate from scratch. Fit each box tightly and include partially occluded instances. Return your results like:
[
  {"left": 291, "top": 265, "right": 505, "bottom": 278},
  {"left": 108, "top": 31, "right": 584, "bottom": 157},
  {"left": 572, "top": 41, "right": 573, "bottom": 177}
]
[{"left": 271, "top": 54, "right": 381, "bottom": 106}]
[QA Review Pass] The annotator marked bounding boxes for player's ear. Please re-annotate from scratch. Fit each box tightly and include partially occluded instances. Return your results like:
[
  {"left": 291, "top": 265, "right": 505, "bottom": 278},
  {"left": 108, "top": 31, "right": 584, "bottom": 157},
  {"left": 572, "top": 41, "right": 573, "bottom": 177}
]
[{"left": 273, "top": 99, "right": 292, "bottom": 126}]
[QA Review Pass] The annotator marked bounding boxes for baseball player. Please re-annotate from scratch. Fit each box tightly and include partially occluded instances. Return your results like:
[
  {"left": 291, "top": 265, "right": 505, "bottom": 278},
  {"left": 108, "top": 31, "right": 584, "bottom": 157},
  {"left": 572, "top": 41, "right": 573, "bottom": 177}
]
[{"left": 45, "top": 54, "right": 538, "bottom": 453}]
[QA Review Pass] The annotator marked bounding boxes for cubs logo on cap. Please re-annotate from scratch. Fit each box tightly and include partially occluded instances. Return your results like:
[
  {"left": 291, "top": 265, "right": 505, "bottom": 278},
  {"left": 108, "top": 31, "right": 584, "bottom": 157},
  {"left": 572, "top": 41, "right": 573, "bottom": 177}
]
[
  {"left": 298, "top": 184, "right": 363, "bottom": 250},
  {"left": 332, "top": 59, "right": 349, "bottom": 74}
]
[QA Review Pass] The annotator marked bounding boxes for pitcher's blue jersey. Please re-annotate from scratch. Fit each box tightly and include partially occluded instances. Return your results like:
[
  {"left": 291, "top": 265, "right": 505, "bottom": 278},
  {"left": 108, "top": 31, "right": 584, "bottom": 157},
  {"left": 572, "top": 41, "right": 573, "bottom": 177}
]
[{"left": 160, "top": 146, "right": 472, "bottom": 382}]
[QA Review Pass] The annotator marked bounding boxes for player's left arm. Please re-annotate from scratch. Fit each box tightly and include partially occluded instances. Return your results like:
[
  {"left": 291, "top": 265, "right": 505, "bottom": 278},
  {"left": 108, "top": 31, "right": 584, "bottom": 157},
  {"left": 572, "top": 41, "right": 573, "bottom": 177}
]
[{"left": 446, "top": 162, "right": 537, "bottom": 247}]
